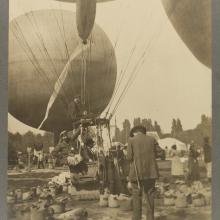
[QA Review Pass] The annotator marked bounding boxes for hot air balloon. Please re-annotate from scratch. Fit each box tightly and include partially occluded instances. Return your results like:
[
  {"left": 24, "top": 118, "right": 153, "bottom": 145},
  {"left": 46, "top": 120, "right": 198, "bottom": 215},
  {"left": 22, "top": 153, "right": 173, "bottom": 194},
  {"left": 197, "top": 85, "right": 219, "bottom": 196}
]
[
  {"left": 55, "top": 0, "right": 115, "bottom": 44},
  {"left": 76, "top": 0, "right": 96, "bottom": 44},
  {"left": 9, "top": 9, "right": 117, "bottom": 135},
  {"left": 161, "top": 0, "right": 211, "bottom": 68}
]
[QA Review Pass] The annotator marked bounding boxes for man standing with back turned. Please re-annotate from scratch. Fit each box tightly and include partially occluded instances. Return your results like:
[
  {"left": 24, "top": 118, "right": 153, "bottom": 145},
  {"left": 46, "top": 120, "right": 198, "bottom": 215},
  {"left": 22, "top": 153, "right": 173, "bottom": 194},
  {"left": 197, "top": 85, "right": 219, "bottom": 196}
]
[{"left": 127, "top": 126, "right": 159, "bottom": 220}]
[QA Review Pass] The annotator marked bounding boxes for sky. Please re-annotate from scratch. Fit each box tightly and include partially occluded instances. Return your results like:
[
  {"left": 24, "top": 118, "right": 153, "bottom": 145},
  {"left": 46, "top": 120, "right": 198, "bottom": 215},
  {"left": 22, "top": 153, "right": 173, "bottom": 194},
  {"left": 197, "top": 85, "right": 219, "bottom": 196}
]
[{"left": 8, "top": 0, "right": 211, "bottom": 134}]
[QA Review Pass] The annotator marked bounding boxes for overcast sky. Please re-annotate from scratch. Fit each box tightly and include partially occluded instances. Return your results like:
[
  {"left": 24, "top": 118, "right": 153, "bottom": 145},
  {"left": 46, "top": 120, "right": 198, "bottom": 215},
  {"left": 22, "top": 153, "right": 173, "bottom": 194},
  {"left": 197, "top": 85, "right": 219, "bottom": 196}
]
[{"left": 8, "top": 0, "right": 211, "bottom": 134}]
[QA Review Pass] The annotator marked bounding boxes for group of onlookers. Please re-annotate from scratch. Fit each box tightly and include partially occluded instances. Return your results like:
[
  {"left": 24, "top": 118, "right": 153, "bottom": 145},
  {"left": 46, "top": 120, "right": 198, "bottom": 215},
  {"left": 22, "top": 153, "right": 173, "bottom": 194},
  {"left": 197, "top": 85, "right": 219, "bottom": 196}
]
[{"left": 169, "top": 137, "right": 212, "bottom": 183}]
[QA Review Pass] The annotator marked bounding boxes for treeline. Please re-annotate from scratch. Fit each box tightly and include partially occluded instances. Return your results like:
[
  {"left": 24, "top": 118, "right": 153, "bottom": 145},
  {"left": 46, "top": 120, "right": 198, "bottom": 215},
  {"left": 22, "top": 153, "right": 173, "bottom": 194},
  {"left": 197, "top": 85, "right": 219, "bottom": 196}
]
[
  {"left": 8, "top": 114, "right": 211, "bottom": 152},
  {"left": 113, "top": 114, "right": 211, "bottom": 146},
  {"left": 175, "top": 115, "right": 212, "bottom": 146},
  {"left": 8, "top": 131, "right": 54, "bottom": 154},
  {"left": 114, "top": 117, "right": 162, "bottom": 144}
]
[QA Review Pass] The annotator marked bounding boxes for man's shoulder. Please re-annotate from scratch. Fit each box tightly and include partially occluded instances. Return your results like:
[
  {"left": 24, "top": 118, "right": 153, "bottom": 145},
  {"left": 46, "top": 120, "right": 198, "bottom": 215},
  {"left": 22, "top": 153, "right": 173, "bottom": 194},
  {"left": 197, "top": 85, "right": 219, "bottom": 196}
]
[
  {"left": 129, "top": 133, "right": 156, "bottom": 141},
  {"left": 143, "top": 134, "right": 156, "bottom": 143},
  {"left": 131, "top": 134, "right": 155, "bottom": 142}
]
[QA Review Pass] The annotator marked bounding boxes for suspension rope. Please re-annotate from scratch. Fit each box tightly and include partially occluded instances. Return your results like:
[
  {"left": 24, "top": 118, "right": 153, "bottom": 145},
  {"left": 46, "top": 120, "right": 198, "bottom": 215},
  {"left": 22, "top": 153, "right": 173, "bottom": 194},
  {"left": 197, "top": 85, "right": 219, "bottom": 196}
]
[
  {"left": 27, "top": 12, "right": 70, "bottom": 106},
  {"left": 51, "top": 8, "right": 76, "bottom": 96},
  {"left": 109, "top": 15, "right": 173, "bottom": 118},
  {"left": 10, "top": 20, "right": 55, "bottom": 91},
  {"left": 105, "top": 9, "right": 153, "bottom": 117},
  {"left": 59, "top": 5, "right": 78, "bottom": 96}
]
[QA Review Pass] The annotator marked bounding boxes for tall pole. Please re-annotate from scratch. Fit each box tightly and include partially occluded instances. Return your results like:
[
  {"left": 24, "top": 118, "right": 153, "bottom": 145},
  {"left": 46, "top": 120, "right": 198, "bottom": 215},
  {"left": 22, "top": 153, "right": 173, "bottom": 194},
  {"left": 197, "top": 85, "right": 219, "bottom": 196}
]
[{"left": 27, "top": 147, "right": 31, "bottom": 172}]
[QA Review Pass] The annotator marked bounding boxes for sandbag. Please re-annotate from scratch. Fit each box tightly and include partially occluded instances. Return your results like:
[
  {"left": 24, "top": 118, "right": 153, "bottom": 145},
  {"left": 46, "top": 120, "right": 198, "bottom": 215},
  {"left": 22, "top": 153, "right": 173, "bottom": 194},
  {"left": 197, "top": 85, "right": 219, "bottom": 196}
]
[
  {"left": 204, "top": 191, "right": 211, "bottom": 206},
  {"left": 193, "top": 197, "right": 206, "bottom": 207},
  {"left": 175, "top": 194, "right": 187, "bottom": 208},
  {"left": 62, "top": 183, "right": 69, "bottom": 193},
  {"left": 22, "top": 192, "right": 32, "bottom": 201},
  {"left": 68, "top": 185, "right": 77, "bottom": 195},
  {"left": 201, "top": 189, "right": 211, "bottom": 206},
  {"left": 164, "top": 197, "right": 175, "bottom": 206},
  {"left": 49, "top": 203, "right": 65, "bottom": 214},
  {"left": 164, "top": 190, "right": 175, "bottom": 206},
  {"left": 30, "top": 207, "right": 47, "bottom": 220},
  {"left": 119, "top": 198, "right": 132, "bottom": 211},
  {"left": 48, "top": 186, "right": 57, "bottom": 197},
  {"left": 7, "top": 194, "right": 16, "bottom": 204},
  {"left": 16, "top": 207, "right": 31, "bottom": 220},
  {"left": 15, "top": 189, "right": 22, "bottom": 201},
  {"left": 30, "top": 187, "right": 37, "bottom": 197},
  {"left": 58, "top": 208, "right": 88, "bottom": 220},
  {"left": 99, "top": 194, "right": 108, "bottom": 207},
  {"left": 108, "top": 194, "right": 119, "bottom": 208},
  {"left": 16, "top": 211, "right": 30, "bottom": 220},
  {"left": 36, "top": 186, "right": 42, "bottom": 196}
]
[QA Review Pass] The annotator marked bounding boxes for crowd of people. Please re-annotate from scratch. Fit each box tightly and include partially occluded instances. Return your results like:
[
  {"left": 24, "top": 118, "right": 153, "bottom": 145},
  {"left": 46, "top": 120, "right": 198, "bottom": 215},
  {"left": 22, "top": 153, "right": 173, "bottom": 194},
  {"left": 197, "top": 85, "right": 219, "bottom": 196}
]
[
  {"left": 10, "top": 123, "right": 211, "bottom": 220},
  {"left": 168, "top": 138, "right": 212, "bottom": 184}
]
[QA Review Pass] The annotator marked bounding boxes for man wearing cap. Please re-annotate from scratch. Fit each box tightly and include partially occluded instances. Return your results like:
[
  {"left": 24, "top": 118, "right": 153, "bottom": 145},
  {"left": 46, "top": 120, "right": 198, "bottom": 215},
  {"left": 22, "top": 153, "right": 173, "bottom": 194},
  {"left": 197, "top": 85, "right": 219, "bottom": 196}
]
[
  {"left": 68, "top": 96, "right": 82, "bottom": 122},
  {"left": 127, "top": 126, "right": 159, "bottom": 220},
  {"left": 52, "top": 131, "right": 72, "bottom": 166}
]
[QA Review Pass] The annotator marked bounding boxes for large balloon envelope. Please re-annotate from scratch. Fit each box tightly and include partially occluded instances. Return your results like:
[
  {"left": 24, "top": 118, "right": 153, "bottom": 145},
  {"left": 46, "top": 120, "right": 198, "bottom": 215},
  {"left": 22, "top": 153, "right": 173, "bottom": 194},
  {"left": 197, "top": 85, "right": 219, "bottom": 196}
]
[
  {"left": 161, "top": 0, "right": 211, "bottom": 68},
  {"left": 9, "top": 10, "right": 117, "bottom": 133},
  {"left": 76, "top": 0, "right": 96, "bottom": 44},
  {"left": 55, "top": 0, "right": 115, "bottom": 43}
]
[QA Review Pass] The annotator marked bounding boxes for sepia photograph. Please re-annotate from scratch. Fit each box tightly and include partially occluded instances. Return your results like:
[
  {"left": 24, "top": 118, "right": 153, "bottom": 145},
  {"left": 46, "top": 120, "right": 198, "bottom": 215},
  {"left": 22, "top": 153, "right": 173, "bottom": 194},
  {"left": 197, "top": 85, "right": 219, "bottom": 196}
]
[{"left": 7, "top": 0, "right": 211, "bottom": 220}]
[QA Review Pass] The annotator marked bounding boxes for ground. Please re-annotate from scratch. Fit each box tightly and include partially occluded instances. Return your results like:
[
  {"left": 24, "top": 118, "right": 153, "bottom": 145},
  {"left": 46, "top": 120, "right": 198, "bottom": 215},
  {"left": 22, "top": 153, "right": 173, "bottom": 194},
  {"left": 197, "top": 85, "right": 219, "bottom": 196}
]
[{"left": 7, "top": 160, "right": 211, "bottom": 220}]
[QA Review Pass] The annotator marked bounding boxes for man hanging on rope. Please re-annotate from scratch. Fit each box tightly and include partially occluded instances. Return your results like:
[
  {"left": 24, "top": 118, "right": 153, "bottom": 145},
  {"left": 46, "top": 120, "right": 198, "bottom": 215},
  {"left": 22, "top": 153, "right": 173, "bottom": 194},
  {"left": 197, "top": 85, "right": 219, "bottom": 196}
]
[
  {"left": 67, "top": 126, "right": 97, "bottom": 190},
  {"left": 68, "top": 96, "right": 82, "bottom": 128},
  {"left": 52, "top": 131, "right": 73, "bottom": 167},
  {"left": 127, "top": 126, "right": 159, "bottom": 220}
]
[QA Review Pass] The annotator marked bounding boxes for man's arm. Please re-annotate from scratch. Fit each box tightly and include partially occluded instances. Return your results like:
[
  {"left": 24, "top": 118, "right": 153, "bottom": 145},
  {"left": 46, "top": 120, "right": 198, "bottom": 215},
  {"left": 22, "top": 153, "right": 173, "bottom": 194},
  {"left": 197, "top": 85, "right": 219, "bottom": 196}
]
[
  {"left": 52, "top": 143, "right": 62, "bottom": 157},
  {"left": 154, "top": 139, "right": 164, "bottom": 159},
  {"left": 127, "top": 138, "right": 133, "bottom": 162}
]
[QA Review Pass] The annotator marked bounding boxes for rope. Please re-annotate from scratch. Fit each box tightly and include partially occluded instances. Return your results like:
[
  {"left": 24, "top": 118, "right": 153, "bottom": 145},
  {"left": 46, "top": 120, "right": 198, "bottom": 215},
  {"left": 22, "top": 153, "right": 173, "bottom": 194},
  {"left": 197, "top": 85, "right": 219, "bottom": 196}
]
[
  {"left": 105, "top": 8, "right": 153, "bottom": 116},
  {"left": 108, "top": 1, "right": 182, "bottom": 118},
  {"left": 109, "top": 19, "right": 165, "bottom": 117},
  {"left": 27, "top": 12, "right": 70, "bottom": 106},
  {"left": 59, "top": 5, "right": 77, "bottom": 96},
  {"left": 102, "top": 0, "right": 129, "bottom": 117},
  {"left": 10, "top": 21, "right": 55, "bottom": 92},
  {"left": 51, "top": 8, "right": 76, "bottom": 96},
  {"left": 38, "top": 43, "right": 91, "bottom": 129}
]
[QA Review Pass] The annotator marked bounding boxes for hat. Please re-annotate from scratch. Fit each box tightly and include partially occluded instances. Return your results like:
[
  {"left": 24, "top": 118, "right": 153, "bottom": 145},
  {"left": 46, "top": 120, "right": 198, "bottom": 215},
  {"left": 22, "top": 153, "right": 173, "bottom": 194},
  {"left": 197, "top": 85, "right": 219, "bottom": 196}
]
[{"left": 131, "top": 126, "right": 147, "bottom": 135}]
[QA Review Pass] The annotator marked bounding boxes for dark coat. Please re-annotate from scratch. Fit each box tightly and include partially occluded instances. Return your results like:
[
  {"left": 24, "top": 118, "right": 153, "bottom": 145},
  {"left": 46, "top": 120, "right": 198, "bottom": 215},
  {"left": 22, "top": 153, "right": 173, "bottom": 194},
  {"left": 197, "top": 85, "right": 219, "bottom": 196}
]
[
  {"left": 188, "top": 147, "right": 200, "bottom": 181},
  {"left": 68, "top": 101, "right": 81, "bottom": 120},
  {"left": 203, "top": 143, "right": 211, "bottom": 163},
  {"left": 127, "top": 133, "right": 159, "bottom": 181}
]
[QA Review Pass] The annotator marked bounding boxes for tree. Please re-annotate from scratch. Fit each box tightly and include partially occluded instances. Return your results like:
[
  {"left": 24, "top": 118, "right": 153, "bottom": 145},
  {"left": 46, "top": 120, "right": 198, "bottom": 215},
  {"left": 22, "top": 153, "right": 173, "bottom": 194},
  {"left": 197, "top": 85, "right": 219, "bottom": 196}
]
[
  {"left": 23, "top": 131, "right": 35, "bottom": 148},
  {"left": 42, "top": 132, "right": 54, "bottom": 151},
  {"left": 154, "top": 121, "right": 162, "bottom": 137},
  {"left": 141, "top": 118, "right": 148, "bottom": 128},
  {"left": 171, "top": 119, "right": 177, "bottom": 137},
  {"left": 133, "top": 118, "right": 141, "bottom": 127},
  {"left": 196, "top": 114, "right": 212, "bottom": 142},
  {"left": 176, "top": 118, "right": 183, "bottom": 133},
  {"left": 114, "top": 127, "right": 121, "bottom": 142},
  {"left": 122, "top": 119, "right": 131, "bottom": 143},
  {"left": 176, "top": 115, "right": 211, "bottom": 146}
]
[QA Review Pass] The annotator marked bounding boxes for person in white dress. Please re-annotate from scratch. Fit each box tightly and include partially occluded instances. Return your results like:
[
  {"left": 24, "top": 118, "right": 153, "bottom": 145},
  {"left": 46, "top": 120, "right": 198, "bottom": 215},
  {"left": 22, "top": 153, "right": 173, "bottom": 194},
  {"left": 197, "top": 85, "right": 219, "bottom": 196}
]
[{"left": 170, "top": 145, "right": 184, "bottom": 179}]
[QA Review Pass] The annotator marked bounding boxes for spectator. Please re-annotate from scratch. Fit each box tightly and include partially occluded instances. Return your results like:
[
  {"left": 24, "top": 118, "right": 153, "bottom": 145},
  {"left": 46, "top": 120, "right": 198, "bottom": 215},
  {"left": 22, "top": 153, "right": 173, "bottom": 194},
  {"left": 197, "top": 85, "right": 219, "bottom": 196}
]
[
  {"left": 170, "top": 145, "right": 184, "bottom": 179},
  {"left": 188, "top": 142, "right": 200, "bottom": 183},
  {"left": 203, "top": 137, "right": 212, "bottom": 181},
  {"left": 127, "top": 126, "right": 159, "bottom": 220}
]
